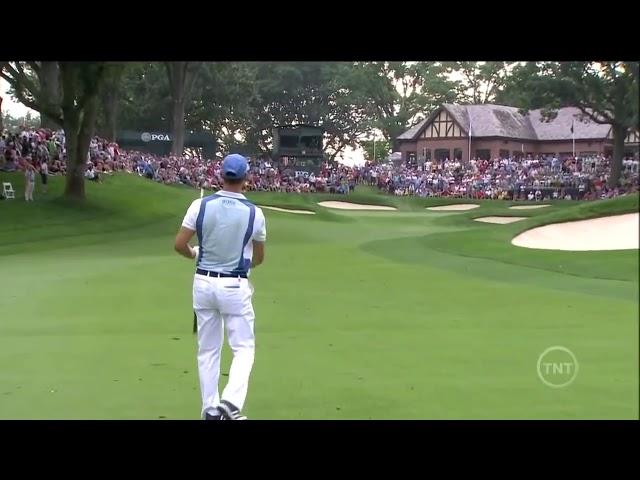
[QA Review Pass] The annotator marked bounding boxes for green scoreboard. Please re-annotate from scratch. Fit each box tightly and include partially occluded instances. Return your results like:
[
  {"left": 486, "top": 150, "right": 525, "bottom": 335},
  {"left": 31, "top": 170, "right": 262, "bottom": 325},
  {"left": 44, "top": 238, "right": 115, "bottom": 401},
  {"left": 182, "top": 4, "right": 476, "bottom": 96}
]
[{"left": 272, "top": 125, "right": 325, "bottom": 173}]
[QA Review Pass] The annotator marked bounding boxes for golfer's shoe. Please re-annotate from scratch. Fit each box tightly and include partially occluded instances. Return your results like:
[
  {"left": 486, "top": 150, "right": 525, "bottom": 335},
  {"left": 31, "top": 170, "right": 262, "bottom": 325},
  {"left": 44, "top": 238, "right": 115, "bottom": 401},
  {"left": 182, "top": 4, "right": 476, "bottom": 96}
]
[
  {"left": 217, "top": 400, "right": 247, "bottom": 420},
  {"left": 204, "top": 410, "right": 223, "bottom": 420}
]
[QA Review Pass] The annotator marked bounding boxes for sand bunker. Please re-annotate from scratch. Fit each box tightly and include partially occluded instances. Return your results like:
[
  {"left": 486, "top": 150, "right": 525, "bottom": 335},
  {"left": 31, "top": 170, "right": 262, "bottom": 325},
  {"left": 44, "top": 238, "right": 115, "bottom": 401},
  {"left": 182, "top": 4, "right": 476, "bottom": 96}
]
[
  {"left": 426, "top": 204, "right": 479, "bottom": 211},
  {"left": 260, "top": 206, "right": 315, "bottom": 215},
  {"left": 474, "top": 216, "right": 528, "bottom": 224},
  {"left": 317, "top": 201, "right": 397, "bottom": 211},
  {"left": 509, "top": 205, "right": 551, "bottom": 210},
  {"left": 511, "top": 213, "right": 639, "bottom": 251}
]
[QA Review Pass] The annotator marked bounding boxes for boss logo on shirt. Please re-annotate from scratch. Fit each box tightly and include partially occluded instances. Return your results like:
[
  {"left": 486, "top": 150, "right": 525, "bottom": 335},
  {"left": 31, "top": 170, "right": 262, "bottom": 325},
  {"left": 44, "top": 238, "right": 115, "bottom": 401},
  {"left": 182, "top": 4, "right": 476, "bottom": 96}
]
[{"left": 222, "top": 199, "right": 236, "bottom": 206}]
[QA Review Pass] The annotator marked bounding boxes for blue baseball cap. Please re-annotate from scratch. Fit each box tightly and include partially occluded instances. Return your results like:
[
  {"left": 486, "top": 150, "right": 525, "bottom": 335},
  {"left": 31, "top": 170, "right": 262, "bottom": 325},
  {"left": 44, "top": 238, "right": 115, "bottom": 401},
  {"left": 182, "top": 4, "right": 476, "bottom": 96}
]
[{"left": 222, "top": 154, "right": 248, "bottom": 180}]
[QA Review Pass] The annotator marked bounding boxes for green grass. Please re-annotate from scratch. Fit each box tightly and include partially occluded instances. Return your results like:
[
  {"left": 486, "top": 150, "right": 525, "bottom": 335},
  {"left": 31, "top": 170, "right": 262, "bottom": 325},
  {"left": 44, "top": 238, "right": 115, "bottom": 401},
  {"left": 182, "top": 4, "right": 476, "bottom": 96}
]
[
  {"left": 410, "top": 194, "right": 640, "bottom": 282},
  {"left": 0, "top": 172, "right": 637, "bottom": 419}
]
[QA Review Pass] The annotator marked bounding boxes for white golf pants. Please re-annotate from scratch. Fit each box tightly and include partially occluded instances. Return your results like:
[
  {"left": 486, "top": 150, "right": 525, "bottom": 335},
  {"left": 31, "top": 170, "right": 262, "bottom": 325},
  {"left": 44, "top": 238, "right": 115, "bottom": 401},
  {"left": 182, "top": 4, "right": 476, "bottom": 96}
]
[
  {"left": 193, "top": 274, "right": 255, "bottom": 417},
  {"left": 25, "top": 181, "right": 35, "bottom": 201}
]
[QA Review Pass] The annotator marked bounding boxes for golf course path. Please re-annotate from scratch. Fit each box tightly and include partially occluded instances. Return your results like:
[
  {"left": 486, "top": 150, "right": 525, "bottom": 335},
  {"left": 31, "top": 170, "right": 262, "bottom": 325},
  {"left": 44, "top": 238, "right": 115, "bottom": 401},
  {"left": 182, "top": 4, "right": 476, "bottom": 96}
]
[{"left": 512, "top": 213, "right": 640, "bottom": 251}]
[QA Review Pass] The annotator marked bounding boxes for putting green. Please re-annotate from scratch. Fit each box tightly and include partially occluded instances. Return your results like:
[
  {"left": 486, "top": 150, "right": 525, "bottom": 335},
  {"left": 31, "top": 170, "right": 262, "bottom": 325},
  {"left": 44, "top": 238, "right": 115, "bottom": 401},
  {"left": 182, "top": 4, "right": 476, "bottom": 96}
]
[{"left": 0, "top": 173, "right": 637, "bottom": 419}]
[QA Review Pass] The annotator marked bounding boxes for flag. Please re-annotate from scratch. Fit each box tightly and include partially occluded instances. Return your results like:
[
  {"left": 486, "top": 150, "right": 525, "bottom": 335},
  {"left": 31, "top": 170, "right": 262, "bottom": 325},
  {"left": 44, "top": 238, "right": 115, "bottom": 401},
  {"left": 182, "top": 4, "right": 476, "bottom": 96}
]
[{"left": 571, "top": 119, "right": 574, "bottom": 135}]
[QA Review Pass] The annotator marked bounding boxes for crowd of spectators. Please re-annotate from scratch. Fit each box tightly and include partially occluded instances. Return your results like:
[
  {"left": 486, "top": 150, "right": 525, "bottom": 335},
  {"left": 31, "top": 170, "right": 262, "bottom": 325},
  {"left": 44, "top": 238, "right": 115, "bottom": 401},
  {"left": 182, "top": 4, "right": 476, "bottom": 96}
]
[
  {"left": 358, "top": 154, "right": 639, "bottom": 201},
  {"left": 2, "top": 127, "right": 638, "bottom": 202}
]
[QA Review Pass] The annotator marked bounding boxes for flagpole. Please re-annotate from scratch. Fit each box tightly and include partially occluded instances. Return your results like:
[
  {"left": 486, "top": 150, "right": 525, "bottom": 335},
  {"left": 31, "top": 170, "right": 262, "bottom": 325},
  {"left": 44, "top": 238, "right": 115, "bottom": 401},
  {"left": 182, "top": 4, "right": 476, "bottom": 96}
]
[
  {"left": 572, "top": 120, "right": 575, "bottom": 158},
  {"left": 373, "top": 133, "right": 376, "bottom": 163},
  {"left": 468, "top": 120, "right": 472, "bottom": 164}
]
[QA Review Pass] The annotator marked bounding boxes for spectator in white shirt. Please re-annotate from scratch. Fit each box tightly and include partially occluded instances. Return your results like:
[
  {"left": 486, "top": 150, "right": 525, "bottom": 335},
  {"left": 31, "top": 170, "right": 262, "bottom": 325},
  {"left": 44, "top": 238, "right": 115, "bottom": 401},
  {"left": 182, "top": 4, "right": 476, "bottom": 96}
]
[{"left": 24, "top": 163, "right": 36, "bottom": 201}]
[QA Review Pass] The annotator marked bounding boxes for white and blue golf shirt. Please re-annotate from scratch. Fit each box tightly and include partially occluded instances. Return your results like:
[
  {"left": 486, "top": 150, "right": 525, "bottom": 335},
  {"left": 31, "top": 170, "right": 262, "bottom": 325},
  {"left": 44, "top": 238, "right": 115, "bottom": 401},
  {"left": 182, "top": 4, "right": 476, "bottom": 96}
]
[{"left": 182, "top": 191, "right": 266, "bottom": 276}]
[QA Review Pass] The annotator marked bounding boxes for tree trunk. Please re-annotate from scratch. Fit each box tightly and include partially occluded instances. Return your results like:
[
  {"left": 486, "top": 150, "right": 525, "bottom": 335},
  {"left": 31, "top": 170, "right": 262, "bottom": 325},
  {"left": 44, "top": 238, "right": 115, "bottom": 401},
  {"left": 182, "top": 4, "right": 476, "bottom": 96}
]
[
  {"left": 64, "top": 116, "right": 84, "bottom": 200},
  {"left": 171, "top": 94, "right": 185, "bottom": 155},
  {"left": 166, "top": 62, "right": 200, "bottom": 156},
  {"left": 100, "top": 67, "right": 122, "bottom": 142},
  {"left": 0, "top": 95, "right": 3, "bottom": 131},
  {"left": 609, "top": 123, "right": 626, "bottom": 188},
  {"left": 39, "top": 62, "right": 61, "bottom": 129},
  {"left": 64, "top": 95, "right": 99, "bottom": 200},
  {"left": 57, "top": 62, "right": 107, "bottom": 201},
  {"left": 328, "top": 142, "right": 347, "bottom": 162},
  {"left": 102, "top": 88, "right": 119, "bottom": 142}
]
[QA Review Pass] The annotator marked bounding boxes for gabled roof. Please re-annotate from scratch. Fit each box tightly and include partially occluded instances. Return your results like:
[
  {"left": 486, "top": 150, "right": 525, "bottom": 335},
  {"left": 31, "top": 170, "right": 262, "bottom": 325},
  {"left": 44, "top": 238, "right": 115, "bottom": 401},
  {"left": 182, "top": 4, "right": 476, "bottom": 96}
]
[
  {"left": 397, "top": 118, "right": 429, "bottom": 140},
  {"left": 526, "top": 107, "right": 610, "bottom": 140},
  {"left": 397, "top": 104, "right": 612, "bottom": 142},
  {"left": 444, "top": 104, "right": 538, "bottom": 140}
]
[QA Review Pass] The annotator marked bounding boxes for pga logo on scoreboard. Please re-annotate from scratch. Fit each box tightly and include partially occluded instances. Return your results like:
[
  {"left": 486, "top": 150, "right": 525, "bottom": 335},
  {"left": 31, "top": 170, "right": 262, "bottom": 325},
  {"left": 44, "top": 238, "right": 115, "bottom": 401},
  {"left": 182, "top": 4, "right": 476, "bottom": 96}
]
[{"left": 141, "top": 132, "right": 171, "bottom": 142}]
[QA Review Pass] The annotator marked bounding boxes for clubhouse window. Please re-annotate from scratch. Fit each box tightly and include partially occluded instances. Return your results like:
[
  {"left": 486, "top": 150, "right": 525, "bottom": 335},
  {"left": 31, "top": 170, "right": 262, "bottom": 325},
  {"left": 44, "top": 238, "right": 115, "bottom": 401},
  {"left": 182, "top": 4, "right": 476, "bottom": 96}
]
[
  {"left": 475, "top": 149, "right": 491, "bottom": 160},
  {"left": 434, "top": 149, "right": 450, "bottom": 161}
]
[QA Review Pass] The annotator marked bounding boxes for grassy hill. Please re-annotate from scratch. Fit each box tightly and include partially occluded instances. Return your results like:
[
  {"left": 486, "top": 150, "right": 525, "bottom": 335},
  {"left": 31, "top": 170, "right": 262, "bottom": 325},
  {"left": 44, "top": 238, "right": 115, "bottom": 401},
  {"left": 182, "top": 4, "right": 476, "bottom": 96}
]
[{"left": 0, "top": 172, "right": 637, "bottom": 419}]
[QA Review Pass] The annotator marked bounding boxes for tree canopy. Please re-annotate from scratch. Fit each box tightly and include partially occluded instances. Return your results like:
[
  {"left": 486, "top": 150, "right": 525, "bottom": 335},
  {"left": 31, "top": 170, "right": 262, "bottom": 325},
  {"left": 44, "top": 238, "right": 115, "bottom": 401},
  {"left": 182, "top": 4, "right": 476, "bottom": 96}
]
[
  {"left": 497, "top": 61, "right": 639, "bottom": 186},
  {"left": 1, "top": 61, "right": 111, "bottom": 199},
  {"left": 4, "top": 60, "right": 637, "bottom": 198}
]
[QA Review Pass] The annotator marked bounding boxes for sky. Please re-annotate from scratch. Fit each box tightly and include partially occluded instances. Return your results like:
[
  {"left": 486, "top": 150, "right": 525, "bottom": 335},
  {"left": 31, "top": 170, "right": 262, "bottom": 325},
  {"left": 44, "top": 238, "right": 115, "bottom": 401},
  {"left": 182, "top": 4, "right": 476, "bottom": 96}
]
[{"left": 2, "top": 79, "right": 34, "bottom": 117}]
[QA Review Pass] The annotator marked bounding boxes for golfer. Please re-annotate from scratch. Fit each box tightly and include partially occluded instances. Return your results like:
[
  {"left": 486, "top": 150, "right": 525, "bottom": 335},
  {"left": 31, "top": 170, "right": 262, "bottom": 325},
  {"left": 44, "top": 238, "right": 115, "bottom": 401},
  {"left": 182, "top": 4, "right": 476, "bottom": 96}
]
[{"left": 174, "top": 154, "right": 266, "bottom": 420}]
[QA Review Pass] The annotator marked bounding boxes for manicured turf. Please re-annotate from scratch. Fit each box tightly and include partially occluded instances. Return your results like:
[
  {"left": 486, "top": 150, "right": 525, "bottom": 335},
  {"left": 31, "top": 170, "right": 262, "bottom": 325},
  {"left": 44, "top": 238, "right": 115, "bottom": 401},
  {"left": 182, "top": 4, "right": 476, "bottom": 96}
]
[{"left": 0, "top": 172, "right": 638, "bottom": 419}]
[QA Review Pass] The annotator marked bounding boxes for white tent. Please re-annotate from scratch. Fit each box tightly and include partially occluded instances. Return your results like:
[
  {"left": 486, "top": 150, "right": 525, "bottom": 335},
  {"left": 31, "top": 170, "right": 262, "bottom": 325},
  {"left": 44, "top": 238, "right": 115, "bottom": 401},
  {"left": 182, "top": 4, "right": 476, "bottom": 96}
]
[{"left": 388, "top": 152, "right": 402, "bottom": 163}]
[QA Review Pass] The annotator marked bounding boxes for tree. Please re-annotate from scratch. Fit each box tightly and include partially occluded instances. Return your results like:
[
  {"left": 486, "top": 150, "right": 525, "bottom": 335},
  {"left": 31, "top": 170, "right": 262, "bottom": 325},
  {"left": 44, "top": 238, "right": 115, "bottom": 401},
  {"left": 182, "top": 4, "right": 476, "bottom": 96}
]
[
  {"left": 118, "top": 62, "right": 171, "bottom": 132},
  {"left": 493, "top": 62, "right": 544, "bottom": 107},
  {"left": 361, "top": 138, "right": 390, "bottom": 163},
  {"left": 186, "top": 62, "right": 258, "bottom": 154},
  {"left": 112, "top": 62, "right": 386, "bottom": 161},
  {"left": 3, "top": 62, "right": 61, "bottom": 129},
  {"left": 165, "top": 62, "right": 202, "bottom": 155},
  {"left": 242, "top": 62, "right": 314, "bottom": 153},
  {"left": 1, "top": 61, "right": 110, "bottom": 200},
  {"left": 115, "top": 62, "right": 256, "bottom": 156},
  {"left": 83, "top": 61, "right": 464, "bottom": 164},
  {"left": 114, "top": 62, "right": 255, "bottom": 156},
  {"left": 498, "top": 61, "right": 639, "bottom": 187},
  {"left": 37, "top": 62, "right": 61, "bottom": 129},
  {"left": 322, "top": 63, "right": 376, "bottom": 161},
  {"left": 444, "top": 62, "right": 516, "bottom": 104},
  {"left": 352, "top": 62, "right": 459, "bottom": 149},
  {"left": 98, "top": 65, "right": 125, "bottom": 141},
  {"left": 240, "top": 62, "right": 374, "bottom": 160},
  {"left": 1, "top": 111, "right": 40, "bottom": 130}
]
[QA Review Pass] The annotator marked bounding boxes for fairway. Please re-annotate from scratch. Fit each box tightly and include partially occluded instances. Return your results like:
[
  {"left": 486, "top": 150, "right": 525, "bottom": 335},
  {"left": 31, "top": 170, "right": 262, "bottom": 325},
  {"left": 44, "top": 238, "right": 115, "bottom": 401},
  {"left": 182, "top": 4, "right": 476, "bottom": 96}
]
[{"left": 0, "top": 172, "right": 638, "bottom": 419}]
